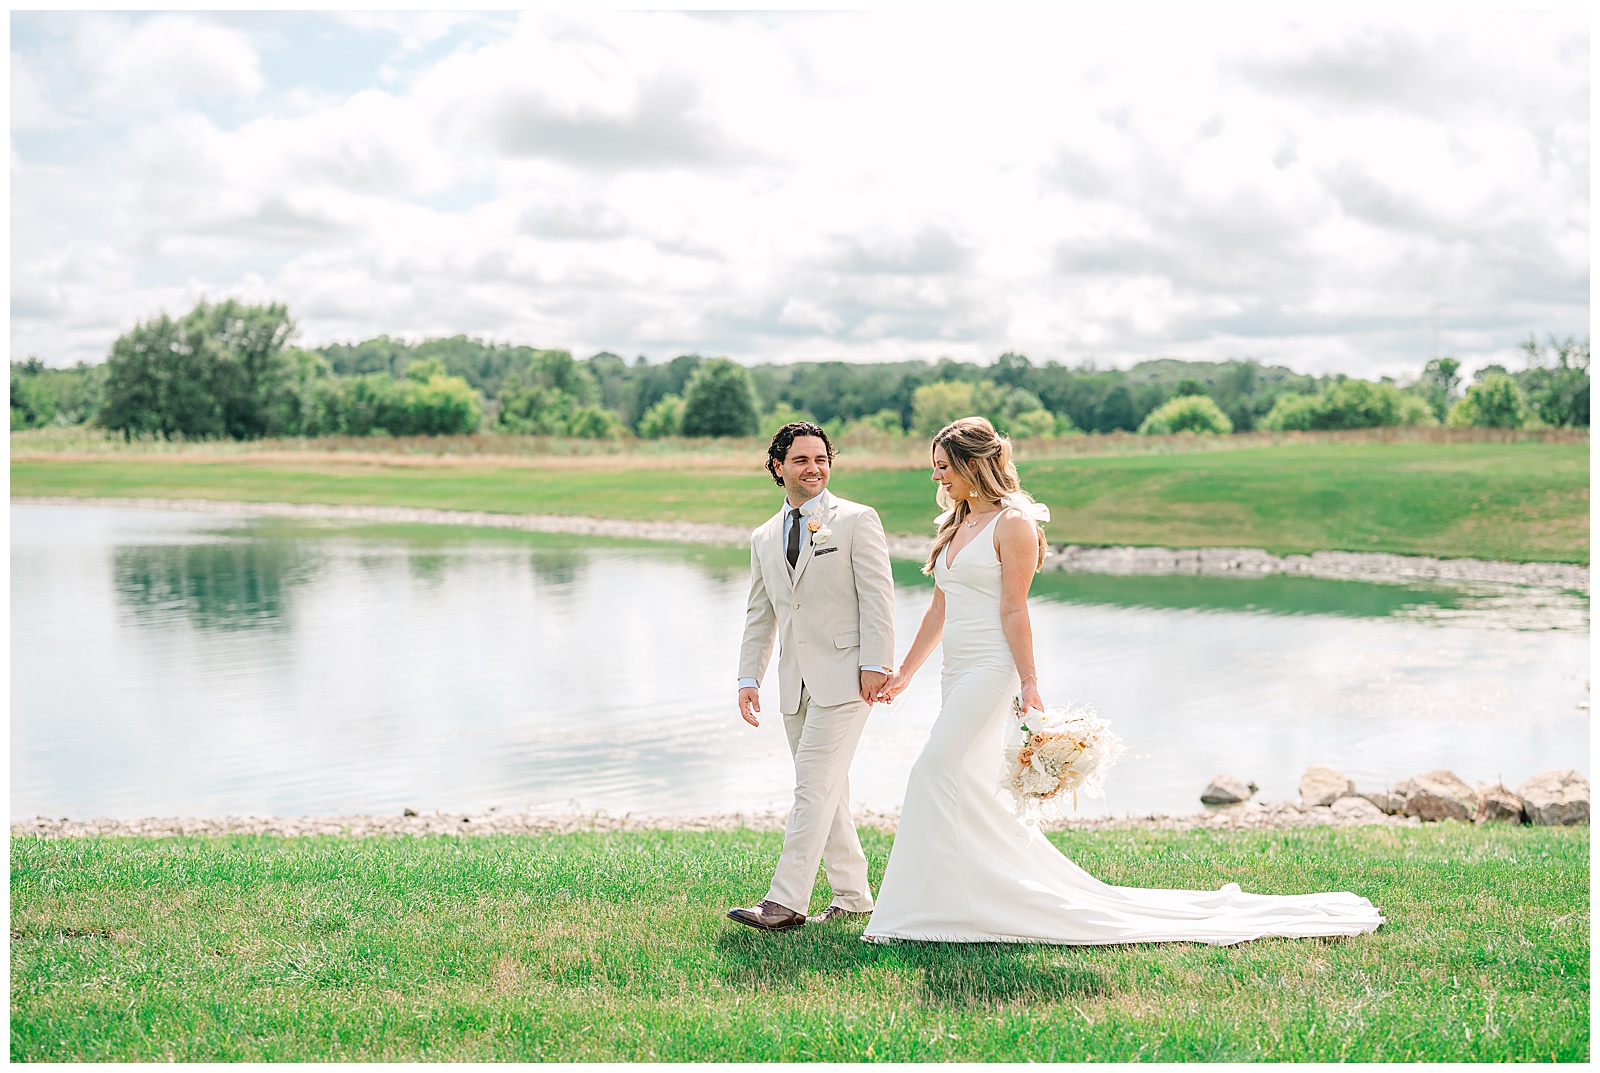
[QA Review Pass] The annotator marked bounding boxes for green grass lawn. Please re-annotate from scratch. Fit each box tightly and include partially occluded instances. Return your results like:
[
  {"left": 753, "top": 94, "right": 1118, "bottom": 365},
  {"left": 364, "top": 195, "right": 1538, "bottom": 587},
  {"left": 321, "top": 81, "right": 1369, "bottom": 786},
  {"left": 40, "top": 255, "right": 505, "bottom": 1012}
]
[
  {"left": 10, "top": 440, "right": 1589, "bottom": 562},
  {"left": 10, "top": 826, "right": 1588, "bottom": 1062}
]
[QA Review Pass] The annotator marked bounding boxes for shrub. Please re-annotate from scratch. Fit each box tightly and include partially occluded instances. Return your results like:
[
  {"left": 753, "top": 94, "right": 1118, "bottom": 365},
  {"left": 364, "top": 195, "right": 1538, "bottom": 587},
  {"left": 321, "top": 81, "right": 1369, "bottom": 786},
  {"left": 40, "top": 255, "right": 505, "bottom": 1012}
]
[
  {"left": 840, "top": 408, "right": 906, "bottom": 437},
  {"left": 1447, "top": 373, "right": 1532, "bottom": 429},
  {"left": 312, "top": 371, "right": 482, "bottom": 436},
  {"left": 637, "top": 394, "right": 685, "bottom": 438},
  {"left": 1396, "top": 394, "right": 1440, "bottom": 427},
  {"left": 758, "top": 403, "right": 817, "bottom": 438},
  {"left": 1258, "top": 393, "right": 1320, "bottom": 431},
  {"left": 402, "top": 373, "right": 483, "bottom": 435},
  {"left": 681, "top": 358, "right": 760, "bottom": 437},
  {"left": 1007, "top": 408, "right": 1058, "bottom": 438},
  {"left": 565, "top": 404, "right": 624, "bottom": 440},
  {"left": 1258, "top": 379, "right": 1435, "bottom": 432},
  {"left": 1137, "top": 394, "right": 1234, "bottom": 435}
]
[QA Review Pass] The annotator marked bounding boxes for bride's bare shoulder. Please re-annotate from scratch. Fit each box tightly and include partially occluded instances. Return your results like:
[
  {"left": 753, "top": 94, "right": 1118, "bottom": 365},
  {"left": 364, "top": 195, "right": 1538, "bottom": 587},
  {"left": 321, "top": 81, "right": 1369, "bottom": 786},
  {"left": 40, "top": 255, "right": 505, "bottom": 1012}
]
[{"left": 992, "top": 506, "right": 1042, "bottom": 556}]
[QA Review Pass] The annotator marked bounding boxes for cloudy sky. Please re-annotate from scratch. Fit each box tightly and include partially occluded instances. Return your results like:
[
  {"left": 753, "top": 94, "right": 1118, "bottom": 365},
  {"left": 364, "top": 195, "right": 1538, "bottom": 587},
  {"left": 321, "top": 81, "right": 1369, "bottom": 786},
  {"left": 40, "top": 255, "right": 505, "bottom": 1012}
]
[{"left": 10, "top": 10, "right": 1589, "bottom": 377}]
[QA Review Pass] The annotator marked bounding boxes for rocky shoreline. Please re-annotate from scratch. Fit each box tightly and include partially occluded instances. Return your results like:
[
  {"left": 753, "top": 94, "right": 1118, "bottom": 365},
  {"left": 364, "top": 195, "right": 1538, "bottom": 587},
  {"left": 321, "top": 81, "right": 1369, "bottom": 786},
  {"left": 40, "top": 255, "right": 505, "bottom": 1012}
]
[
  {"left": 1203, "top": 765, "right": 1590, "bottom": 827},
  {"left": 13, "top": 495, "right": 1588, "bottom": 593},
  {"left": 15, "top": 770, "right": 1586, "bottom": 839}
]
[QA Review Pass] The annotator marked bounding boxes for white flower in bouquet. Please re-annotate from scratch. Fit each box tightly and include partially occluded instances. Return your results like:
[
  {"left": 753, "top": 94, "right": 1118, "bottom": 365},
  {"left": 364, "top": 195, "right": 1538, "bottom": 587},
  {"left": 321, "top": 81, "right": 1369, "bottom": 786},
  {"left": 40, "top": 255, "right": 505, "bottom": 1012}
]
[{"left": 1001, "top": 700, "right": 1125, "bottom": 822}]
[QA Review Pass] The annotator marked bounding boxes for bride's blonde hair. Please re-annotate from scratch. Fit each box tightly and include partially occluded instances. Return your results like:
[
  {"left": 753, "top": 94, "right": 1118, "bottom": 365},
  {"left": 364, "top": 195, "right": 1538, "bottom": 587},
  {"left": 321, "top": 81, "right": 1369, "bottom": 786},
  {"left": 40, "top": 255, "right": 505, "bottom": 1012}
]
[{"left": 923, "top": 416, "right": 1047, "bottom": 576}]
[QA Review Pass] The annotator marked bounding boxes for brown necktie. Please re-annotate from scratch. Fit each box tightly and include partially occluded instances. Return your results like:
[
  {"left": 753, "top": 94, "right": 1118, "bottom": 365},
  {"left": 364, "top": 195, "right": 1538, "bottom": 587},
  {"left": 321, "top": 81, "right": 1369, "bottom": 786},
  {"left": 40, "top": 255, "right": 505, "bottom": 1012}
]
[{"left": 786, "top": 508, "right": 802, "bottom": 568}]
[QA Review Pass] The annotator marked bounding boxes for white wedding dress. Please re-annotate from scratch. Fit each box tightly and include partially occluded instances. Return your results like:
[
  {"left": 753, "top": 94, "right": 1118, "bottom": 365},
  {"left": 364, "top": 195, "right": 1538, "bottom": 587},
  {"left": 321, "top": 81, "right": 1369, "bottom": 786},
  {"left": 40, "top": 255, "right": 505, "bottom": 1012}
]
[{"left": 862, "top": 511, "right": 1385, "bottom": 946}]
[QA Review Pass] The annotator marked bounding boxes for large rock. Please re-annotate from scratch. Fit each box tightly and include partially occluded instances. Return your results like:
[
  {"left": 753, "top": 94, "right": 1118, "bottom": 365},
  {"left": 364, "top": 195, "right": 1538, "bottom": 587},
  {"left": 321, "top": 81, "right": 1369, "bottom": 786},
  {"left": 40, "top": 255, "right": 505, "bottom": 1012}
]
[
  {"left": 1516, "top": 770, "right": 1590, "bottom": 826},
  {"left": 1359, "top": 790, "right": 1407, "bottom": 815},
  {"left": 1299, "top": 765, "right": 1356, "bottom": 808},
  {"left": 1474, "top": 783, "right": 1526, "bottom": 824},
  {"left": 1331, "top": 796, "right": 1388, "bottom": 824},
  {"left": 1201, "top": 774, "right": 1258, "bottom": 806},
  {"left": 1403, "top": 770, "right": 1478, "bottom": 822}
]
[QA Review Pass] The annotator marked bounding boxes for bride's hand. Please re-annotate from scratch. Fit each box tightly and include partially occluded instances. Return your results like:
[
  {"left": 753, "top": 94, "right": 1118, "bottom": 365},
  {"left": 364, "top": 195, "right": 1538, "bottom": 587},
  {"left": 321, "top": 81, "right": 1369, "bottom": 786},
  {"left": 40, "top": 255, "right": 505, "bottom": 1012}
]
[
  {"left": 1019, "top": 679, "right": 1045, "bottom": 716},
  {"left": 881, "top": 668, "right": 911, "bottom": 704}
]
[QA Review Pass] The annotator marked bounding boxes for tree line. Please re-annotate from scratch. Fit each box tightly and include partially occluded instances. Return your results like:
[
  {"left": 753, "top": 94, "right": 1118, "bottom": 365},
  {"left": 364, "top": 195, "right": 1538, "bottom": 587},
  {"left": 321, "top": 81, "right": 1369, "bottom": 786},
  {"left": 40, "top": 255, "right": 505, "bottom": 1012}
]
[{"left": 10, "top": 298, "right": 1590, "bottom": 440}]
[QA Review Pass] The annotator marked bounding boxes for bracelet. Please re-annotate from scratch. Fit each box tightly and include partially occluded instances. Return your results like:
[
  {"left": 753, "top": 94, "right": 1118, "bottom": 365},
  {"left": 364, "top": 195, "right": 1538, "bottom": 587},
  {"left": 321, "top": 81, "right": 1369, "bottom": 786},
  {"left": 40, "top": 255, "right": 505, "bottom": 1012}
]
[{"left": 1020, "top": 674, "right": 1037, "bottom": 684}]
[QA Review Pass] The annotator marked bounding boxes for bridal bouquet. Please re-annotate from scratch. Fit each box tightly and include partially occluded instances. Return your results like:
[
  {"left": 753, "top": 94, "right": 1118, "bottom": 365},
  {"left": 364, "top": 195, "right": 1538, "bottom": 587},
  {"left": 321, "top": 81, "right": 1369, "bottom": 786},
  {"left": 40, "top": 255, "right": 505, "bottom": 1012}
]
[{"left": 1001, "top": 700, "right": 1125, "bottom": 822}]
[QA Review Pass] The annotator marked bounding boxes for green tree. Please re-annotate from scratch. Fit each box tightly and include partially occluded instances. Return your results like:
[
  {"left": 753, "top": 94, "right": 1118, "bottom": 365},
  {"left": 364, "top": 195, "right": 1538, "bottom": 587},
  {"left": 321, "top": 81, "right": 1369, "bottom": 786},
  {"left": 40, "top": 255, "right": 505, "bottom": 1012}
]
[
  {"left": 499, "top": 384, "right": 573, "bottom": 435},
  {"left": 1419, "top": 357, "right": 1463, "bottom": 421},
  {"left": 404, "top": 357, "right": 450, "bottom": 383},
  {"left": 637, "top": 394, "right": 685, "bottom": 438},
  {"left": 1138, "top": 394, "right": 1234, "bottom": 435},
  {"left": 1516, "top": 335, "right": 1589, "bottom": 428},
  {"left": 911, "top": 380, "right": 978, "bottom": 435},
  {"left": 681, "top": 358, "right": 760, "bottom": 437},
  {"left": 1094, "top": 385, "right": 1138, "bottom": 432},
  {"left": 1447, "top": 373, "right": 1532, "bottom": 429},
  {"left": 267, "top": 348, "right": 335, "bottom": 436},
  {"left": 99, "top": 312, "right": 226, "bottom": 439},
  {"left": 516, "top": 349, "right": 600, "bottom": 406},
  {"left": 631, "top": 354, "right": 703, "bottom": 425},
  {"left": 98, "top": 300, "right": 297, "bottom": 440},
  {"left": 187, "top": 299, "right": 297, "bottom": 439},
  {"left": 10, "top": 359, "right": 59, "bottom": 429}
]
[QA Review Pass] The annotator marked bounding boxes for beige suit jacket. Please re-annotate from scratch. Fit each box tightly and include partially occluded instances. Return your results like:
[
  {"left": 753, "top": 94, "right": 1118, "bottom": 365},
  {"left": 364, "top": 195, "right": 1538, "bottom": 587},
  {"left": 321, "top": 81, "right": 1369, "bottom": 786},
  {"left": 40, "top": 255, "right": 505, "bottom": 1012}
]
[{"left": 738, "top": 489, "right": 896, "bottom": 714}]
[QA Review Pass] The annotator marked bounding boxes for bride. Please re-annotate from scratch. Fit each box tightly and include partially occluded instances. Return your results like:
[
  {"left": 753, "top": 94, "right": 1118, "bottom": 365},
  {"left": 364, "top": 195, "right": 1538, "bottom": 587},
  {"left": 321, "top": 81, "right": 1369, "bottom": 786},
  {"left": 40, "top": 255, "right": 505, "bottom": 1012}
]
[{"left": 863, "top": 417, "right": 1385, "bottom": 946}]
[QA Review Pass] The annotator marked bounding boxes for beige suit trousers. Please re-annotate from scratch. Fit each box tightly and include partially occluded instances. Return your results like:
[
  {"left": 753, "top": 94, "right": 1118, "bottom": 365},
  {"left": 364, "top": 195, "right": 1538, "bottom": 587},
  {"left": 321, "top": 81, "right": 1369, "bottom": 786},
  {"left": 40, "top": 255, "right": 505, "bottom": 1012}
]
[{"left": 766, "top": 685, "right": 876, "bottom": 915}]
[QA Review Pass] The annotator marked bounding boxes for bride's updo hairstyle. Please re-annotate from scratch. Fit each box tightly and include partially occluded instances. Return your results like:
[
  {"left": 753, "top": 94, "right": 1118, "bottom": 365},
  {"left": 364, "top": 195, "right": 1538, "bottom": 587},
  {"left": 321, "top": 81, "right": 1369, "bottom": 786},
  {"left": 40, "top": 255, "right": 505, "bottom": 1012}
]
[{"left": 923, "top": 416, "right": 1047, "bottom": 576}]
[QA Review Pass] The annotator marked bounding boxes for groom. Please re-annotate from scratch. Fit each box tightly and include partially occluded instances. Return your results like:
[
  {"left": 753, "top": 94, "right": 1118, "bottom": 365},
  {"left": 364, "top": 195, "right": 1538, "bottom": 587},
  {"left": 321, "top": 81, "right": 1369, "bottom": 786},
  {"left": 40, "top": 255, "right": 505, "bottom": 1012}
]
[{"left": 727, "top": 422, "right": 895, "bottom": 932}]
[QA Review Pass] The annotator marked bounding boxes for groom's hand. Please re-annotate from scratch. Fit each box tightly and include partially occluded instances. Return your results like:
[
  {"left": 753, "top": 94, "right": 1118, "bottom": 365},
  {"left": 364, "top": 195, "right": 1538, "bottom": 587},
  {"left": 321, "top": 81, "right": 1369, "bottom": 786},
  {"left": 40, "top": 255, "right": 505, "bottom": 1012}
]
[
  {"left": 738, "top": 687, "right": 761, "bottom": 727},
  {"left": 859, "top": 669, "right": 888, "bottom": 704}
]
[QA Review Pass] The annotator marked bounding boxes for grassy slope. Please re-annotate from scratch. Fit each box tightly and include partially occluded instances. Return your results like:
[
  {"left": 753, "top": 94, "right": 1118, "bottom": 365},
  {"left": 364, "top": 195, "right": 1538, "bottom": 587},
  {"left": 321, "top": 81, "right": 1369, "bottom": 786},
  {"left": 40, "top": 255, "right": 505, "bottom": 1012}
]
[
  {"left": 10, "top": 827, "right": 1588, "bottom": 1062},
  {"left": 10, "top": 441, "right": 1590, "bottom": 562}
]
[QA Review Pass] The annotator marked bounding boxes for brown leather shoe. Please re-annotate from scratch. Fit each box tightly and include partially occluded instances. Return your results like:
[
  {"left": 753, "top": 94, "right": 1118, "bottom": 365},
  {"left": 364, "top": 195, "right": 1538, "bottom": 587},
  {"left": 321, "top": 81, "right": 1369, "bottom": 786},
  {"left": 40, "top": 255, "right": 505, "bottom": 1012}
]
[
  {"left": 809, "top": 905, "right": 871, "bottom": 924},
  {"left": 726, "top": 899, "right": 807, "bottom": 932}
]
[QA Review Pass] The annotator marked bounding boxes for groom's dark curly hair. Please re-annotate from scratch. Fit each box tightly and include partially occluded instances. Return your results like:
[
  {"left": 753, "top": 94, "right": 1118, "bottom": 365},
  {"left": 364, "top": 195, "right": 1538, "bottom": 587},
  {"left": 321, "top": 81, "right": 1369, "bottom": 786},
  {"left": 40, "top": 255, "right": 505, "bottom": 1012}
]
[{"left": 765, "top": 422, "right": 836, "bottom": 486}]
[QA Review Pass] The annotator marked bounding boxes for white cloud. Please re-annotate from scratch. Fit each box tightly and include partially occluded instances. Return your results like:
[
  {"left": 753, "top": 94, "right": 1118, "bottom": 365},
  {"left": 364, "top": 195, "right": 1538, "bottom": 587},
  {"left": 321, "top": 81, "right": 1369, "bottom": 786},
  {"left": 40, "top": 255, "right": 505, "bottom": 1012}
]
[
  {"left": 86, "top": 14, "right": 262, "bottom": 114},
  {"left": 9, "top": 10, "right": 1589, "bottom": 379}
]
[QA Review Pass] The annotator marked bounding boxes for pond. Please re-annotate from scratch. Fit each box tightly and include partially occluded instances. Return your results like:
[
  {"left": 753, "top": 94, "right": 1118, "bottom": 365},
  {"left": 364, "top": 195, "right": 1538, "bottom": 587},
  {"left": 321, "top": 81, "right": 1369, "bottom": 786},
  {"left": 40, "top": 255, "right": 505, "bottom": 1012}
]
[{"left": 10, "top": 503, "right": 1589, "bottom": 821}]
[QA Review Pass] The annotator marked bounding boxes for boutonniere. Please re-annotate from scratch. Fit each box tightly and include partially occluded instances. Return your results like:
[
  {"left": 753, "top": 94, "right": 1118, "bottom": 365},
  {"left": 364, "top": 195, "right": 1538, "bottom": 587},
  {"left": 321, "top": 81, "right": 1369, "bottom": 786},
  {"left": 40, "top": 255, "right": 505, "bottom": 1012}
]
[{"left": 807, "top": 518, "right": 833, "bottom": 545}]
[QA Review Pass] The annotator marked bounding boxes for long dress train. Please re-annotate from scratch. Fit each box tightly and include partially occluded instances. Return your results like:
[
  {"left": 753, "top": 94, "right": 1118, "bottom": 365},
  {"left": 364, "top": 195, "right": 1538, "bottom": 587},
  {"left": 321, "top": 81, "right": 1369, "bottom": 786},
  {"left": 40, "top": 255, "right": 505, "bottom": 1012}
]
[{"left": 862, "top": 511, "right": 1385, "bottom": 946}]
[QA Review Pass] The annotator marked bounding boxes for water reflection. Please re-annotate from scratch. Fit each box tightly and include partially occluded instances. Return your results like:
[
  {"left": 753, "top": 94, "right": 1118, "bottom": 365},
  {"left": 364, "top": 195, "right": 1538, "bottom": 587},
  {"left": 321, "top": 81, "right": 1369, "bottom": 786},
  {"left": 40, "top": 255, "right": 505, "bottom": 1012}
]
[
  {"left": 10, "top": 504, "right": 1589, "bottom": 821},
  {"left": 114, "top": 542, "right": 315, "bottom": 631}
]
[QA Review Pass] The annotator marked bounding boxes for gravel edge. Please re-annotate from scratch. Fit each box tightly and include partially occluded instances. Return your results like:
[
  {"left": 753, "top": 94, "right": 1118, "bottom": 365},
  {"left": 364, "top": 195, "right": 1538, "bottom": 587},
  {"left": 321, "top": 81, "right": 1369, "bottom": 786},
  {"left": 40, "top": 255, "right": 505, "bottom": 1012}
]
[{"left": 11, "top": 802, "right": 1437, "bottom": 839}]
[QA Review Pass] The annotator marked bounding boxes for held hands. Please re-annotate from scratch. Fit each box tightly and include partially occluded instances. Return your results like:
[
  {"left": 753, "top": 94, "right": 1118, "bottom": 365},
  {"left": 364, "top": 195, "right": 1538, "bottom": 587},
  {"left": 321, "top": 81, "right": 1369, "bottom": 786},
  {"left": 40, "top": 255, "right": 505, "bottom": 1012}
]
[
  {"left": 738, "top": 687, "right": 761, "bottom": 727},
  {"left": 878, "top": 668, "right": 911, "bottom": 705},
  {"left": 859, "top": 669, "right": 889, "bottom": 705}
]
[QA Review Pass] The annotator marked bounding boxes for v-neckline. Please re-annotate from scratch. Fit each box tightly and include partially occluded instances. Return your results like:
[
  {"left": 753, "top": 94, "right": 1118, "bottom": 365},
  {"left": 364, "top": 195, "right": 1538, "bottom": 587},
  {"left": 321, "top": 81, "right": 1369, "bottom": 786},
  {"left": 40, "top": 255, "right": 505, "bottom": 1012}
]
[{"left": 944, "top": 509, "right": 1003, "bottom": 571}]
